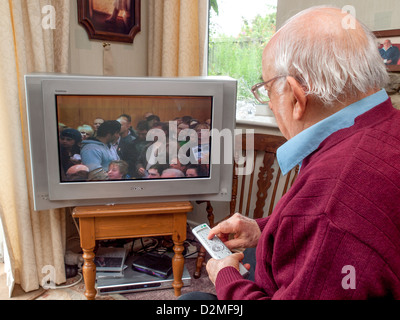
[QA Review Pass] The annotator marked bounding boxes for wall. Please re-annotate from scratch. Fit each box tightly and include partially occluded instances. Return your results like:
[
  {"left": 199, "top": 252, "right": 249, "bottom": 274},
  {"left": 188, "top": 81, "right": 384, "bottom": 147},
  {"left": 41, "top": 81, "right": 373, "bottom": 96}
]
[{"left": 69, "top": 0, "right": 148, "bottom": 77}]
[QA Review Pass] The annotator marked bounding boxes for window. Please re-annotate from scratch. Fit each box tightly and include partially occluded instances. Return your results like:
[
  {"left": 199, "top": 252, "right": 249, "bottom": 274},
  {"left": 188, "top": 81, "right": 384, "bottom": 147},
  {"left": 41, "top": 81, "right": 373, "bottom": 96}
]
[{"left": 208, "top": 0, "right": 277, "bottom": 116}]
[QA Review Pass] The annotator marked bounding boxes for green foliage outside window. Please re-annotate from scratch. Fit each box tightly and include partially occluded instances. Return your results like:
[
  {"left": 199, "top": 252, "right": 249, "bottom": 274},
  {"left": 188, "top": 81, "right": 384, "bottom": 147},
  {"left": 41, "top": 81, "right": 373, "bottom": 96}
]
[{"left": 208, "top": 5, "right": 276, "bottom": 103}]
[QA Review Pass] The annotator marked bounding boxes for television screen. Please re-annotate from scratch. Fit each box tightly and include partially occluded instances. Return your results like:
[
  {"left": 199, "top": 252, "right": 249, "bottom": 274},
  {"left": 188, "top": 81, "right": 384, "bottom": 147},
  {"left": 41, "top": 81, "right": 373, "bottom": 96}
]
[
  {"left": 25, "top": 74, "right": 237, "bottom": 211},
  {"left": 56, "top": 94, "right": 213, "bottom": 182}
]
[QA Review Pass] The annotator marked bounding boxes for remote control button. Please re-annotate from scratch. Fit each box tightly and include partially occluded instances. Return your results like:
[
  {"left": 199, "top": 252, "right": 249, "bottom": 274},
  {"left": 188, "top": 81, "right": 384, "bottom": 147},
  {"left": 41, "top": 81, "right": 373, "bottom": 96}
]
[{"left": 212, "top": 243, "right": 224, "bottom": 252}]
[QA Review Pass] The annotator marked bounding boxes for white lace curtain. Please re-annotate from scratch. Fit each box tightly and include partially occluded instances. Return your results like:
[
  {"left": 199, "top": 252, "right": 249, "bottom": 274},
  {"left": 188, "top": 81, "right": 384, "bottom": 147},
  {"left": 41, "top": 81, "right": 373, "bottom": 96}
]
[
  {"left": 0, "top": 0, "right": 70, "bottom": 297},
  {"left": 147, "top": 0, "right": 209, "bottom": 77}
]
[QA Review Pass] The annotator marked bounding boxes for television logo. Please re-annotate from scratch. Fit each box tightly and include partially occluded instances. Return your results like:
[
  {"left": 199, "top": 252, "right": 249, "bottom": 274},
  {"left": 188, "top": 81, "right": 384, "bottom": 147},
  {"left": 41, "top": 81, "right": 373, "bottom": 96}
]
[{"left": 131, "top": 186, "right": 144, "bottom": 191}]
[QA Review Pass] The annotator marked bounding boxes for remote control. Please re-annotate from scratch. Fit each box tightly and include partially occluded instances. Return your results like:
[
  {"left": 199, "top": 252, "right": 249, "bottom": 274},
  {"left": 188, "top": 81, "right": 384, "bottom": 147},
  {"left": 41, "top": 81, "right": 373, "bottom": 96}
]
[{"left": 192, "top": 223, "right": 249, "bottom": 278}]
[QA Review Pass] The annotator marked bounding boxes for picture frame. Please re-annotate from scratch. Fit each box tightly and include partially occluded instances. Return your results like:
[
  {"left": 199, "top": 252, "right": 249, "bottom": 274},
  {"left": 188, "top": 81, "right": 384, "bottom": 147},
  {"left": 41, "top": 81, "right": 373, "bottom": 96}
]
[
  {"left": 373, "top": 29, "right": 400, "bottom": 72},
  {"left": 78, "top": 0, "right": 141, "bottom": 44}
]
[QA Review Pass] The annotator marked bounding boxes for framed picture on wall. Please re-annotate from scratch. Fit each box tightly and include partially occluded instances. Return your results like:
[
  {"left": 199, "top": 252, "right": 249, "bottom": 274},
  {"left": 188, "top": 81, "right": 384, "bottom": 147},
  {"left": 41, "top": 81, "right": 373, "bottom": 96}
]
[
  {"left": 78, "top": 0, "right": 141, "bottom": 44},
  {"left": 373, "top": 29, "right": 400, "bottom": 72}
]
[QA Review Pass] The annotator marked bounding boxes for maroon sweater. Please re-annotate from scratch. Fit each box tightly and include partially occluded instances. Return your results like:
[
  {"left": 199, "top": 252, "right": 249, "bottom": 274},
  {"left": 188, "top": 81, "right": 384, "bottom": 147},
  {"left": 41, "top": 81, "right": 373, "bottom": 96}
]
[{"left": 215, "top": 99, "right": 400, "bottom": 299}]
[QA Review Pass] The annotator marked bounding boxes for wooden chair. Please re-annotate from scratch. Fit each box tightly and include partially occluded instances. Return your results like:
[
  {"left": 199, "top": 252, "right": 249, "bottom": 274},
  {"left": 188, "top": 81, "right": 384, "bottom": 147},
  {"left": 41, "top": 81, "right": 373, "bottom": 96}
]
[{"left": 194, "top": 133, "right": 299, "bottom": 279}]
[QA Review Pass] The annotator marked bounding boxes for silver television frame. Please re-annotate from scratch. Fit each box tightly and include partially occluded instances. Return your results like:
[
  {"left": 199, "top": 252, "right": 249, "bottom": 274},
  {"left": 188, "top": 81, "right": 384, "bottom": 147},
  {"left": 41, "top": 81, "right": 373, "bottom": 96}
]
[{"left": 25, "top": 74, "right": 237, "bottom": 211}]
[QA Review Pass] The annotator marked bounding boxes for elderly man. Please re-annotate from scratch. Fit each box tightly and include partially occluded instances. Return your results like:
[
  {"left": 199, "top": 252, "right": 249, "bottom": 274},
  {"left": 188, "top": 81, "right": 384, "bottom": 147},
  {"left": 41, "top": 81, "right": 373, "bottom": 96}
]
[{"left": 184, "top": 6, "right": 400, "bottom": 300}]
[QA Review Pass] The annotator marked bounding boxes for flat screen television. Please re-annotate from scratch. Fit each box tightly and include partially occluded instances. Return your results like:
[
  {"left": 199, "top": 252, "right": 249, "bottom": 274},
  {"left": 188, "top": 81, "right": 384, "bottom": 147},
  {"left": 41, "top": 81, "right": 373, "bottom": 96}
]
[{"left": 25, "top": 74, "right": 237, "bottom": 211}]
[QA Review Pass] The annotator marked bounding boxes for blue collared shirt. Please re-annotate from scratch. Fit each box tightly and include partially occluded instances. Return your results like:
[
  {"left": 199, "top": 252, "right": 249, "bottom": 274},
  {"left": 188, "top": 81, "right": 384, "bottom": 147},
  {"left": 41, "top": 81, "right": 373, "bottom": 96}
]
[{"left": 277, "top": 89, "right": 389, "bottom": 175}]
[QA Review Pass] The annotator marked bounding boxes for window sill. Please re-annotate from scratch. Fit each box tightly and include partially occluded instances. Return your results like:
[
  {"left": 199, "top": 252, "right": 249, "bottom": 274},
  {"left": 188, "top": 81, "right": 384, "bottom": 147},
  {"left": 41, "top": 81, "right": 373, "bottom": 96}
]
[
  {"left": 236, "top": 103, "right": 278, "bottom": 128},
  {"left": 236, "top": 116, "right": 278, "bottom": 128}
]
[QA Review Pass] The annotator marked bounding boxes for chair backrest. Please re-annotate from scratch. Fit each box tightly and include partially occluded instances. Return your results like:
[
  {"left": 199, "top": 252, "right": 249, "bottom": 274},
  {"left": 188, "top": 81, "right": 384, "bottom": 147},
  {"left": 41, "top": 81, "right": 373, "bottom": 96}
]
[{"left": 231, "top": 133, "right": 299, "bottom": 219}]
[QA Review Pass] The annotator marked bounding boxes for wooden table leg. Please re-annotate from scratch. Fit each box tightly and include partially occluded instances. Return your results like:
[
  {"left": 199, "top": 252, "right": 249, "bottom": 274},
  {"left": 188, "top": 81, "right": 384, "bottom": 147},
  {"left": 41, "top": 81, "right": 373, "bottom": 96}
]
[
  {"left": 79, "top": 218, "right": 97, "bottom": 300},
  {"left": 172, "top": 212, "right": 187, "bottom": 297},
  {"left": 82, "top": 248, "right": 97, "bottom": 300},
  {"left": 172, "top": 239, "right": 185, "bottom": 297},
  {"left": 194, "top": 246, "right": 207, "bottom": 279}
]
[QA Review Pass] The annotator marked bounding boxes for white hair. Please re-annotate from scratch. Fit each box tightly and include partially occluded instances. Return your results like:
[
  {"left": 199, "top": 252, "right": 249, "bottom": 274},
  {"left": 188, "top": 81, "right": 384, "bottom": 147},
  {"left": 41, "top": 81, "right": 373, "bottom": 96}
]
[{"left": 270, "top": 6, "right": 389, "bottom": 106}]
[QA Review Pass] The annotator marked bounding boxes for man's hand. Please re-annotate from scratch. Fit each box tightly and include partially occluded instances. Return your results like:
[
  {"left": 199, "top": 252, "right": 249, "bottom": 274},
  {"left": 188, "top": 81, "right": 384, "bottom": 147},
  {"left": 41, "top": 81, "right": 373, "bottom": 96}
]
[
  {"left": 206, "top": 252, "right": 247, "bottom": 285},
  {"left": 137, "top": 167, "right": 146, "bottom": 176},
  {"left": 207, "top": 213, "right": 261, "bottom": 250}
]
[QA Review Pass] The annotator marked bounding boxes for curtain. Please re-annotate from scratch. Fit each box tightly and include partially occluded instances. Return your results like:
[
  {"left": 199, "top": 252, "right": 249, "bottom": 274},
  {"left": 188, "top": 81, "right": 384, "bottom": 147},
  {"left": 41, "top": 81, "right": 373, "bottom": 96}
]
[
  {"left": 148, "top": 0, "right": 209, "bottom": 77},
  {"left": 0, "top": 0, "right": 70, "bottom": 296}
]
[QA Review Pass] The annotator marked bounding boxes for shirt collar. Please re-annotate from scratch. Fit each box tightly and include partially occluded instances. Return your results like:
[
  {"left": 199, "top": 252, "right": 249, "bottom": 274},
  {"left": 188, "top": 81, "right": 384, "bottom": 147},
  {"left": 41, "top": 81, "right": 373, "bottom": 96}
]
[{"left": 277, "top": 89, "right": 389, "bottom": 175}]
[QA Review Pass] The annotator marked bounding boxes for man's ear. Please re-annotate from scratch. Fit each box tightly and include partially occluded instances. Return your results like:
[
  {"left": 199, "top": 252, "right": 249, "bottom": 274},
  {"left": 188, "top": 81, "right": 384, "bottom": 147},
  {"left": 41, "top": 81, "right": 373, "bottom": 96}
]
[{"left": 287, "top": 76, "right": 307, "bottom": 120}]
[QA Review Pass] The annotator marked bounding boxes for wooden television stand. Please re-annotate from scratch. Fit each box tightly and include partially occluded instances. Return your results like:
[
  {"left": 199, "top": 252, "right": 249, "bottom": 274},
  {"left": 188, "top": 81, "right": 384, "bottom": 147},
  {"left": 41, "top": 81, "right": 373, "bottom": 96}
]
[{"left": 72, "top": 201, "right": 193, "bottom": 300}]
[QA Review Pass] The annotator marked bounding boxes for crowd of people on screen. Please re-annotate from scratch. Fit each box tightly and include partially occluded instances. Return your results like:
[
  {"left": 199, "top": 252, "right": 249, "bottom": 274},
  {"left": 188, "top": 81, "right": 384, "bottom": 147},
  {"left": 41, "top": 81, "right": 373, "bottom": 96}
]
[{"left": 58, "top": 113, "right": 211, "bottom": 182}]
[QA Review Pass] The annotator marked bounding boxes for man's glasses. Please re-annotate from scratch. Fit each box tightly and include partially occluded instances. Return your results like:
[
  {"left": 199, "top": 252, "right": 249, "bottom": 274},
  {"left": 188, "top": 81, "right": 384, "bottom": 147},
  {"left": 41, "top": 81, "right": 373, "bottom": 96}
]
[{"left": 251, "top": 75, "right": 287, "bottom": 104}]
